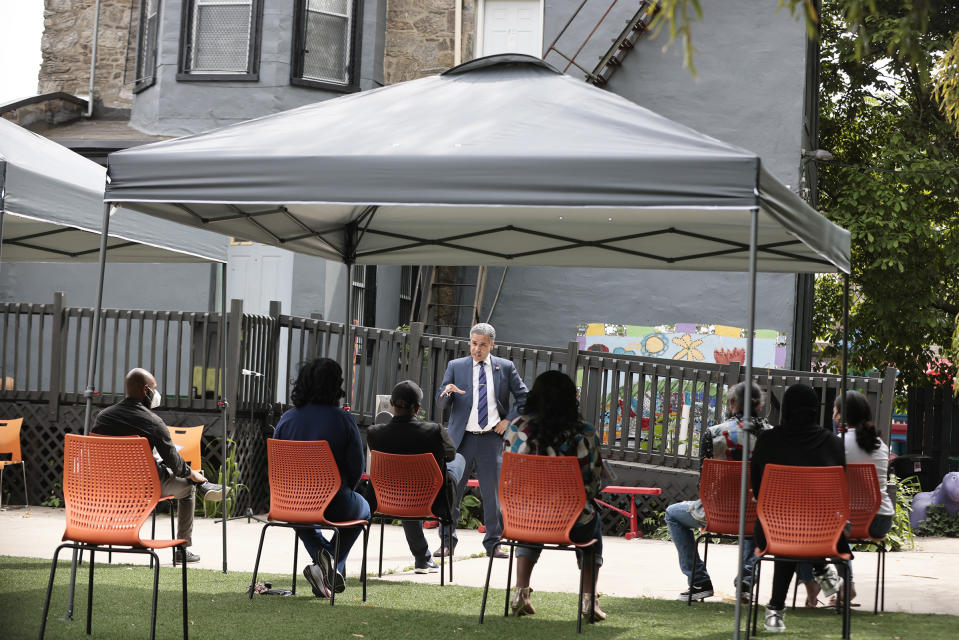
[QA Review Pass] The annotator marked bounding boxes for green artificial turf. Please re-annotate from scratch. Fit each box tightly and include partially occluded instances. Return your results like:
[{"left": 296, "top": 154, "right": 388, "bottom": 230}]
[{"left": 1, "top": 555, "right": 955, "bottom": 639}]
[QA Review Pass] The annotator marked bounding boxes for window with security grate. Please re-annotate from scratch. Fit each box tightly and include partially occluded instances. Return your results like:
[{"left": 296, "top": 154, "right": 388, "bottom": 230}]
[
  {"left": 134, "top": 0, "right": 160, "bottom": 91},
  {"left": 291, "top": 0, "right": 362, "bottom": 92},
  {"left": 178, "top": 0, "right": 263, "bottom": 80}
]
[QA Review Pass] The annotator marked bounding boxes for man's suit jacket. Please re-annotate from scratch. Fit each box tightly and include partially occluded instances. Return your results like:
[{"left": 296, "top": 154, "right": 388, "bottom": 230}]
[{"left": 436, "top": 355, "right": 528, "bottom": 448}]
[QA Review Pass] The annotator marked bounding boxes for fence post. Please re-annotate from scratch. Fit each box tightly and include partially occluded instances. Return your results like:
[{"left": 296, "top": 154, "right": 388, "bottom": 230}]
[
  {"left": 225, "top": 299, "right": 244, "bottom": 429},
  {"left": 407, "top": 322, "right": 424, "bottom": 385},
  {"left": 566, "top": 340, "right": 579, "bottom": 378},
  {"left": 47, "top": 292, "right": 66, "bottom": 420},
  {"left": 876, "top": 365, "right": 898, "bottom": 445},
  {"left": 267, "top": 300, "right": 282, "bottom": 407}
]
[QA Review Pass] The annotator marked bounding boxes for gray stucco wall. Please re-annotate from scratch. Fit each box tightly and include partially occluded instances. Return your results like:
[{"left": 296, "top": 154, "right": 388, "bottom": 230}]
[
  {"left": 132, "top": 0, "right": 387, "bottom": 136},
  {"left": 0, "top": 262, "right": 214, "bottom": 310},
  {"left": 482, "top": 0, "right": 807, "bottom": 353}
]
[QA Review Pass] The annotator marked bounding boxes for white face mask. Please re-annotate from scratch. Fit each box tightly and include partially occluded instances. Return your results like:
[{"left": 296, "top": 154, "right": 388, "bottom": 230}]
[{"left": 146, "top": 386, "right": 161, "bottom": 409}]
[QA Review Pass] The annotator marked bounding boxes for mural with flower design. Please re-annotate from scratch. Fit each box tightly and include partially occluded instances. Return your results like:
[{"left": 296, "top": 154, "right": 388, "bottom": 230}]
[{"left": 577, "top": 322, "right": 787, "bottom": 368}]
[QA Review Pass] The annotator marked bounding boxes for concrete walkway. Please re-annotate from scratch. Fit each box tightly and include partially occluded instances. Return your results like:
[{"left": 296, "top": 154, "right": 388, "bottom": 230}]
[{"left": 1, "top": 506, "right": 956, "bottom": 616}]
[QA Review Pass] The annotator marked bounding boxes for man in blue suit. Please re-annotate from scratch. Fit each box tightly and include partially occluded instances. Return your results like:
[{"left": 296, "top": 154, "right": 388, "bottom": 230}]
[{"left": 434, "top": 323, "right": 528, "bottom": 558}]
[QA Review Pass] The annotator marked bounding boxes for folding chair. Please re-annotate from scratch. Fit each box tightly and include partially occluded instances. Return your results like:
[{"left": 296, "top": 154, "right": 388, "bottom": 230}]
[
  {"left": 747, "top": 464, "right": 852, "bottom": 640},
  {"left": 249, "top": 439, "right": 370, "bottom": 606},
  {"left": 690, "top": 458, "right": 757, "bottom": 605},
  {"left": 39, "top": 434, "right": 188, "bottom": 640},
  {"left": 369, "top": 450, "right": 455, "bottom": 584},
  {"left": 479, "top": 452, "right": 598, "bottom": 633},
  {"left": 0, "top": 417, "right": 28, "bottom": 508}
]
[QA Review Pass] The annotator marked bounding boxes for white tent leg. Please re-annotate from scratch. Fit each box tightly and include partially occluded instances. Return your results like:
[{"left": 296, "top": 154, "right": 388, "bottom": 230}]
[
  {"left": 67, "top": 201, "right": 112, "bottom": 620},
  {"left": 220, "top": 261, "right": 229, "bottom": 573},
  {"left": 733, "top": 206, "right": 759, "bottom": 639},
  {"left": 344, "top": 262, "right": 354, "bottom": 408}
]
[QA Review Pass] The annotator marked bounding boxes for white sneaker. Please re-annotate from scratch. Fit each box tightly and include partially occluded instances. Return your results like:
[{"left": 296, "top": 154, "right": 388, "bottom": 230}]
[
  {"left": 764, "top": 607, "right": 786, "bottom": 633},
  {"left": 813, "top": 566, "right": 842, "bottom": 598}
]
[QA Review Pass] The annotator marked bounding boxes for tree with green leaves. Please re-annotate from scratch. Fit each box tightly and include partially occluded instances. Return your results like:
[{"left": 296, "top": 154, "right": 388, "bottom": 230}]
[
  {"left": 652, "top": 1, "right": 959, "bottom": 386},
  {"left": 812, "top": 2, "right": 959, "bottom": 387}
]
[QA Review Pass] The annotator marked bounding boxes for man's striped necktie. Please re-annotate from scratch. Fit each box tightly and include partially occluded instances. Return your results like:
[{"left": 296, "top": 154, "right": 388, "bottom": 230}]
[{"left": 477, "top": 361, "right": 488, "bottom": 429}]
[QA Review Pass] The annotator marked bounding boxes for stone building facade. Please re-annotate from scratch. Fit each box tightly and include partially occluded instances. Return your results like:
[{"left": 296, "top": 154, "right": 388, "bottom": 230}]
[
  {"left": 39, "top": 0, "right": 138, "bottom": 114},
  {"left": 384, "top": 0, "right": 476, "bottom": 83}
]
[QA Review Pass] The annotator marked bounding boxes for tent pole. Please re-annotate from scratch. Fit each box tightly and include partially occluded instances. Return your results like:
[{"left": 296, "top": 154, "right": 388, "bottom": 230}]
[
  {"left": 840, "top": 273, "right": 850, "bottom": 443},
  {"left": 343, "top": 262, "right": 354, "bottom": 408},
  {"left": 732, "top": 206, "right": 759, "bottom": 639},
  {"left": 0, "top": 207, "right": 5, "bottom": 269},
  {"left": 220, "top": 261, "right": 229, "bottom": 573},
  {"left": 67, "top": 201, "right": 112, "bottom": 621}
]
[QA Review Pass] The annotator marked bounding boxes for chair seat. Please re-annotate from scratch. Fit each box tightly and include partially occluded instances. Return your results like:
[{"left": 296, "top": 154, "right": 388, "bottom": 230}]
[
  {"left": 504, "top": 536, "right": 598, "bottom": 550},
  {"left": 321, "top": 517, "right": 370, "bottom": 528},
  {"left": 754, "top": 547, "right": 852, "bottom": 561}
]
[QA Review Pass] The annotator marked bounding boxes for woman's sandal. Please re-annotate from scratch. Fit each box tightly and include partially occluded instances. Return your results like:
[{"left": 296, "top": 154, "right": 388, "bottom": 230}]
[
  {"left": 804, "top": 581, "right": 822, "bottom": 608},
  {"left": 829, "top": 582, "right": 860, "bottom": 608},
  {"left": 510, "top": 587, "right": 535, "bottom": 617}
]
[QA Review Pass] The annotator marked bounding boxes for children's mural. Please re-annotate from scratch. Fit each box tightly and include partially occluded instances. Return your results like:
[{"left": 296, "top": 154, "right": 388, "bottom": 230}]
[
  {"left": 577, "top": 322, "right": 787, "bottom": 368},
  {"left": 579, "top": 323, "right": 787, "bottom": 452}
]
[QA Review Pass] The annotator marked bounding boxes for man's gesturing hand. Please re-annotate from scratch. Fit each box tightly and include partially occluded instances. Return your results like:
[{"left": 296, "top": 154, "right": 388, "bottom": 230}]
[{"left": 442, "top": 384, "right": 466, "bottom": 397}]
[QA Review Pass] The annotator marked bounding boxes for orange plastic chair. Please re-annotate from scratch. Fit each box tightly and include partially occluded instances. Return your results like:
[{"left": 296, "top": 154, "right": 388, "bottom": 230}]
[
  {"left": 690, "top": 459, "right": 757, "bottom": 605},
  {"left": 0, "top": 417, "right": 28, "bottom": 508},
  {"left": 249, "top": 439, "right": 370, "bottom": 606},
  {"left": 747, "top": 464, "right": 852, "bottom": 640},
  {"left": 478, "top": 452, "right": 598, "bottom": 633},
  {"left": 170, "top": 425, "right": 204, "bottom": 472},
  {"left": 39, "top": 434, "right": 188, "bottom": 640},
  {"left": 153, "top": 426, "right": 205, "bottom": 555},
  {"left": 846, "top": 462, "right": 886, "bottom": 614},
  {"left": 369, "top": 450, "right": 454, "bottom": 584}
]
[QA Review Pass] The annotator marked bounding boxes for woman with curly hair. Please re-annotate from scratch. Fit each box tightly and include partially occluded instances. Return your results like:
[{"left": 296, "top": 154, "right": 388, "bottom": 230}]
[
  {"left": 273, "top": 357, "right": 370, "bottom": 599},
  {"left": 502, "top": 370, "right": 607, "bottom": 622}
]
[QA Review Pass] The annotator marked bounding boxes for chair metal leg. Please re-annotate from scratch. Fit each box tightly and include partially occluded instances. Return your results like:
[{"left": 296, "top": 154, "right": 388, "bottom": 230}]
[
  {"left": 791, "top": 573, "right": 798, "bottom": 610},
  {"left": 880, "top": 544, "right": 886, "bottom": 612},
  {"left": 248, "top": 523, "right": 271, "bottom": 600},
  {"left": 170, "top": 502, "right": 176, "bottom": 565},
  {"left": 86, "top": 548, "right": 95, "bottom": 635},
  {"left": 576, "top": 547, "right": 585, "bottom": 634},
  {"left": 292, "top": 531, "right": 299, "bottom": 595},
  {"left": 181, "top": 545, "right": 189, "bottom": 640},
  {"left": 361, "top": 524, "right": 369, "bottom": 602},
  {"left": 447, "top": 521, "right": 453, "bottom": 584},
  {"left": 40, "top": 544, "right": 66, "bottom": 639},
  {"left": 150, "top": 549, "right": 161, "bottom": 640},
  {"left": 330, "top": 529, "right": 340, "bottom": 607},
  {"left": 378, "top": 519, "right": 385, "bottom": 578},
  {"left": 478, "top": 551, "right": 496, "bottom": 624},
  {"left": 503, "top": 543, "right": 514, "bottom": 617}
]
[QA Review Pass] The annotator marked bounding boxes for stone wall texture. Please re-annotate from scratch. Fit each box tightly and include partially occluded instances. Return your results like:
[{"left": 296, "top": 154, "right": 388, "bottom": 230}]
[
  {"left": 384, "top": 0, "right": 475, "bottom": 84},
  {"left": 39, "top": 0, "right": 137, "bottom": 111}
]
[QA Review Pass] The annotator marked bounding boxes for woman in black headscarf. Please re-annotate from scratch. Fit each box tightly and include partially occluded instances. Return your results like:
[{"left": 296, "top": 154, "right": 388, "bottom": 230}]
[{"left": 750, "top": 383, "right": 846, "bottom": 633}]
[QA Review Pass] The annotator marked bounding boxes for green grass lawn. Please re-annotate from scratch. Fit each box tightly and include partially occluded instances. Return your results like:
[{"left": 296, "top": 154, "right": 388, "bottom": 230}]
[{"left": 2, "top": 555, "right": 955, "bottom": 639}]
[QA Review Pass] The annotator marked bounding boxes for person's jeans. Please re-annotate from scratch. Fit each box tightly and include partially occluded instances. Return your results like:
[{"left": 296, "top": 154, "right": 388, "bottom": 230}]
[
  {"left": 296, "top": 487, "right": 371, "bottom": 575},
  {"left": 665, "top": 500, "right": 756, "bottom": 587},
  {"left": 402, "top": 453, "right": 466, "bottom": 561}
]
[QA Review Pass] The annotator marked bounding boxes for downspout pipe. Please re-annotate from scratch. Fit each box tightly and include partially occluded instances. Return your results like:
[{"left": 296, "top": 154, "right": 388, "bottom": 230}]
[{"left": 86, "top": 0, "right": 102, "bottom": 118}]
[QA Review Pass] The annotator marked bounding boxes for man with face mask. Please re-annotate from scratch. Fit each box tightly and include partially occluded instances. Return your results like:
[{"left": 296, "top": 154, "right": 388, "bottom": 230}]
[{"left": 92, "top": 368, "right": 225, "bottom": 563}]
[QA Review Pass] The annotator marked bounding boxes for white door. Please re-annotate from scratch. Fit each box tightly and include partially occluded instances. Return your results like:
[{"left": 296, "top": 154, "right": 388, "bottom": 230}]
[
  {"left": 226, "top": 241, "right": 294, "bottom": 401},
  {"left": 480, "top": 0, "right": 542, "bottom": 58}
]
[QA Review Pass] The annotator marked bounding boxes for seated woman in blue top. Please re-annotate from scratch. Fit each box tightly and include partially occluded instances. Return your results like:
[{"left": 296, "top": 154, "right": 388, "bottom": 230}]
[
  {"left": 273, "top": 357, "right": 371, "bottom": 599},
  {"left": 503, "top": 370, "right": 607, "bottom": 622}
]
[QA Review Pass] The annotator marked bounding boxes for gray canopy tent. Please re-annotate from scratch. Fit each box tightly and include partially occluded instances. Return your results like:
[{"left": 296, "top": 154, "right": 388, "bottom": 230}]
[
  {"left": 0, "top": 118, "right": 223, "bottom": 263},
  {"left": 100, "top": 55, "right": 851, "bottom": 635},
  {"left": 0, "top": 118, "right": 229, "bottom": 620}
]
